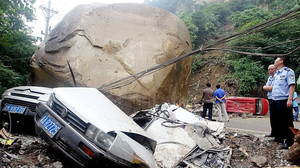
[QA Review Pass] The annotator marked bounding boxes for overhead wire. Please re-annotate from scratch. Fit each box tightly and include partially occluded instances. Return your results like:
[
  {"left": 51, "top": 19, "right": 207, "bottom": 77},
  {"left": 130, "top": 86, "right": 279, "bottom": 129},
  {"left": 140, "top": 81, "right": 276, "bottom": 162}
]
[
  {"left": 204, "top": 7, "right": 300, "bottom": 48},
  {"left": 98, "top": 7, "right": 300, "bottom": 91},
  {"left": 205, "top": 45, "right": 300, "bottom": 57},
  {"left": 31, "top": 59, "right": 73, "bottom": 87},
  {"left": 229, "top": 38, "right": 300, "bottom": 50},
  {"left": 98, "top": 48, "right": 203, "bottom": 91}
]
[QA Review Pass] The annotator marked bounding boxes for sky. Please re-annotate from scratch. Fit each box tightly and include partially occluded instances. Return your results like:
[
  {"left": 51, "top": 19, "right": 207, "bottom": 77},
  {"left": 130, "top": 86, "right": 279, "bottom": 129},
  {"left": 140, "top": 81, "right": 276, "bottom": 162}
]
[{"left": 28, "top": 0, "right": 145, "bottom": 41}]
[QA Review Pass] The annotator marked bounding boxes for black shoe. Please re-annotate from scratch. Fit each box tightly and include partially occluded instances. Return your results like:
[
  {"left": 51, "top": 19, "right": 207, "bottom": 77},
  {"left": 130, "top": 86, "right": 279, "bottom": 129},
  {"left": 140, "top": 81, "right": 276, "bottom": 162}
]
[
  {"left": 280, "top": 143, "right": 289, "bottom": 149},
  {"left": 280, "top": 142, "right": 293, "bottom": 149},
  {"left": 265, "top": 133, "right": 274, "bottom": 137},
  {"left": 280, "top": 140, "right": 294, "bottom": 149}
]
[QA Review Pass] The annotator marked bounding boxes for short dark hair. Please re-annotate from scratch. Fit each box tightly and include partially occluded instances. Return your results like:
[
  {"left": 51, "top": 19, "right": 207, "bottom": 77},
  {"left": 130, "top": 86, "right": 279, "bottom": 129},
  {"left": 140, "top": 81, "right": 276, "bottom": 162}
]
[
  {"left": 216, "top": 84, "right": 220, "bottom": 89},
  {"left": 206, "top": 83, "right": 211, "bottom": 87},
  {"left": 278, "top": 56, "right": 290, "bottom": 66}
]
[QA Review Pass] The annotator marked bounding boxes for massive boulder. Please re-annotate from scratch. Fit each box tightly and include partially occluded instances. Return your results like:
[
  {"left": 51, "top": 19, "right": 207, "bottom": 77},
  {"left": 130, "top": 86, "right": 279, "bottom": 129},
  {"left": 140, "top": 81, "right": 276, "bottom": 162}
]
[{"left": 29, "top": 3, "right": 192, "bottom": 114}]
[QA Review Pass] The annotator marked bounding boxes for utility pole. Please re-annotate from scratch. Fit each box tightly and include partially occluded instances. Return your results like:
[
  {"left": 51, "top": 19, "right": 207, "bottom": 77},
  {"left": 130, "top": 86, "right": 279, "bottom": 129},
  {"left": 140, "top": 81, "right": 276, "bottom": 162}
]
[{"left": 40, "top": 0, "right": 58, "bottom": 40}]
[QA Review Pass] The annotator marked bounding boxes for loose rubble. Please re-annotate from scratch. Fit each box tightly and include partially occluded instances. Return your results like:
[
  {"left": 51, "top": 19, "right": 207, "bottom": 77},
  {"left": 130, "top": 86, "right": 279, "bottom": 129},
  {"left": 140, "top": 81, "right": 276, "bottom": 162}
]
[
  {"left": 286, "top": 129, "right": 300, "bottom": 166},
  {"left": 222, "top": 130, "right": 294, "bottom": 168},
  {"left": 1, "top": 130, "right": 298, "bottom": 168},
  {"left": 131, "top": 103, "right": 230, "bottom": 168},
  {"left": 0, "top": 134, "right": 65, "bottom": 168},
  {"left": 1, "top": 104, "right": 300, "bottom": 167}
]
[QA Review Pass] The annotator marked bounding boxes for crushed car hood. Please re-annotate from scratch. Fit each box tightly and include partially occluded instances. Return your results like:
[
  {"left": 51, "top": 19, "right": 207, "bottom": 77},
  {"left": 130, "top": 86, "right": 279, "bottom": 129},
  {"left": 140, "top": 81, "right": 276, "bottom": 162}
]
[
  {"left": 2, "top": 86, "right": 53, "bottom": 102},
  {"left": 53, "top": 87, "right": 152, "bottom": 138}
]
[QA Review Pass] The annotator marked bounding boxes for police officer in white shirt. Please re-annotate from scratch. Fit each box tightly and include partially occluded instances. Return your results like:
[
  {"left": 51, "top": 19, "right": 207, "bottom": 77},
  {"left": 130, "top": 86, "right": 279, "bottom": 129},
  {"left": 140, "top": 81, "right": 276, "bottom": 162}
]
[
  {"left": 263, "top": 64, "right": 276, "bottom": 137},
  {"left": 267, "top": 56, "right": 296, "bottom": 149}
]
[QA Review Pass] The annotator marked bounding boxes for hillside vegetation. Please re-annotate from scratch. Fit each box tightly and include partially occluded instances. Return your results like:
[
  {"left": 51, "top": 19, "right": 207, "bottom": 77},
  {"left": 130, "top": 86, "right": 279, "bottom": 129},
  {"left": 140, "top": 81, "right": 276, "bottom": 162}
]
[
  {"left": 0, "top": 0, "right": 37, "bottom": 95},
  {"left": 145, "top": 0, "right": 300, "bottom": 96}
]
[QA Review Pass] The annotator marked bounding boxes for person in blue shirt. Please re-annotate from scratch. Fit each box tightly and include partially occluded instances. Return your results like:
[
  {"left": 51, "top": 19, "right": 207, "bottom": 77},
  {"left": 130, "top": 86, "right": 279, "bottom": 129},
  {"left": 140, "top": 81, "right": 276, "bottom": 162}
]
[
  {"left": 266, "top": 56, "right": 295, "bottom": 149},
  {"left": 213, "top": 84, "right": 229, "bottom": 122},
  {"left": 263, "top": 64, "right": 276, "bottom": 137},
  {"left": 293, "top": 92, "right": 299, "bottom": 121}
]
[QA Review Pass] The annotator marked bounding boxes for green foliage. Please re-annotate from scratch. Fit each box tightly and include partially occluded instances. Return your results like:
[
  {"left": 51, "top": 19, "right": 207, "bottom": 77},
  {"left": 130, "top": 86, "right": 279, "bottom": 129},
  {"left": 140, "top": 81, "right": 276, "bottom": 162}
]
[
  {"left": 145, "top": 0, "right": 259, "bottom": 48},
  {"left": 178, "top": 12, "right": 198, "bottom": 48},
  {"left": 191, "top": 54, "right": 207, "bottom": 73},
  {"left": 229, "top": 57, "right": 266, "bottom": 96},
  {"left": 228, "top": 5, "right": 300, "bottom": 85},
  {"left": 0, "top": 0, "right": 37, "bottom": 95},
  {"left": 203, "top": 3, "right": 232, "bottom": 25},
  {"left": 268, "top": 0, "right": 300, "bottom": 14},
  {"left": 0, "top": 0, "right": 36, "bottom": 28},
  {"left": 0, "top": 62, "right": 24, "bottom": 94},
  {"left": 226, "top": 0, "right": 258, "bottom": 12},
  {"left": 191, "top": 9, "right": 221, "bottom": 47},
  {"left": 227, "top": 3, "right": 300, "bottom": 95},
  {"left": 228, "top": 7, "right": 271, "bottom": 29}
]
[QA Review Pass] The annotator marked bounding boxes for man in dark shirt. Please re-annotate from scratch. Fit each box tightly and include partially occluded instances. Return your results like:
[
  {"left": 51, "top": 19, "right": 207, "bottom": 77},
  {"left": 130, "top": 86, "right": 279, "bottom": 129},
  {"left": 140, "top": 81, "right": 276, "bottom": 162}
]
[{"left": 201, "top": 83, "right": 214, "bottom": 120}]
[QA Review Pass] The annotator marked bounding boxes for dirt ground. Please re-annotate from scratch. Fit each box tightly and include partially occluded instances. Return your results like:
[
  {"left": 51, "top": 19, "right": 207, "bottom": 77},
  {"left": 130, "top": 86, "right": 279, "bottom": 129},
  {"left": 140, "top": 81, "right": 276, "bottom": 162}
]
[
  {"left": 0, "top": 128, "right": 297, "bottom": 168},
  {"left": 188, "top": 56, "right": 237, "bottom": 105},
  {"left": 222, "top": 130, "right": 295, "bottom": 168},
  {"left": 187, "top": 50, "right": 267, "bottom": 105}
]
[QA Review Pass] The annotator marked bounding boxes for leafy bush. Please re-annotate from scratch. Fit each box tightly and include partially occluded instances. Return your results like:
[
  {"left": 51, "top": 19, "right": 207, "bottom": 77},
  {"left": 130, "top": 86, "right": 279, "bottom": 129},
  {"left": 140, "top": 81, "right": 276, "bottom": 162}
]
[
  {"left": 191, "top": 55, "right": 207, "bottom": 73},
  {"left": 0, "top": 63, "right": 24, "bottom": 95},
  {"left": 0, "top": 0, "right": 37, "bottom": 95},
  {"left": 229, "top": 57, "right": 267, "bottom": 96}
]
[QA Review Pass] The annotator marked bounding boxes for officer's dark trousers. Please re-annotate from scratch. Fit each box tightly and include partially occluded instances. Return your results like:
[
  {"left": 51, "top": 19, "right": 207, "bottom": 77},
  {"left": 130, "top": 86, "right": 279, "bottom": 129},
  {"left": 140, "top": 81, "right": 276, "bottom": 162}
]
[
  {"left": 271, "top": 99, "right": 294, "bottom": 143},
  {"left": 268, "top": 99, "right": 274, "bottom": 135},
  {"left": 202, "top": 103, "right": 213, "bottom": 120}
]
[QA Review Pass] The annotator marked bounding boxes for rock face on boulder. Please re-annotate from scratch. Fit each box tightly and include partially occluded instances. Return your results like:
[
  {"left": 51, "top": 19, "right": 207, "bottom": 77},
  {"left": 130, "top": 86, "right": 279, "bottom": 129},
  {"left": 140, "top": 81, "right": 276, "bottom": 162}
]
[{"left": 30, "top": 3, "right": 192, "bottom": 114}]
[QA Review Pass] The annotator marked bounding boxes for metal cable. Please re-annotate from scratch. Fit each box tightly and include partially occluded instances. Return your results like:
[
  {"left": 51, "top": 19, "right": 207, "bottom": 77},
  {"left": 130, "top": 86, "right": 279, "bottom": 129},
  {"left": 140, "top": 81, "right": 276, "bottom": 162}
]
[
  {"left": 98, "top": 7, "right": 300, "bottom": 91},
  {"left": 205, "top": 7, "right": 300, "bottom": 48},
  {"left": 205, "top": 45, "right": 300, "bottom": 57},
  {"left": 230, "top": 38, "right": 300, "bottom": 50}
]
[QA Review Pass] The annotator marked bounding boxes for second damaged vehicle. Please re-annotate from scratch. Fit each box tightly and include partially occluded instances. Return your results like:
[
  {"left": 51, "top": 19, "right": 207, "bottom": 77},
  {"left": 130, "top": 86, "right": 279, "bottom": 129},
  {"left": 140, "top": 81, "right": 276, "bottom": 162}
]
[
  {"left": 34, "top": 87, "right": 157, "bottom": 168},
  {"left": 1, "top": 86, "right": 52, "bottom": 132},
  {"left": 131, "top": 103, "right": 231, "bottom": 168}
]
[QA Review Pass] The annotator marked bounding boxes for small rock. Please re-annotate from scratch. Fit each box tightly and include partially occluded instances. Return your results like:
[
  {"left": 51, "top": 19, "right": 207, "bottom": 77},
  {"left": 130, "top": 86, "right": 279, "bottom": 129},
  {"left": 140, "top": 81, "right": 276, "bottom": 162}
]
[
  {"left": 38, "top": 154, "right": 44, "bottom": 163},
  {"left": 2, "top": 158, "right": 11, "bottom": 163},
  {"left": 5, "top": 151, "right": 21, "bottom": 160},
  {"left": 246, "top": 113, "right": 253, "bottom": 118},
  {"left": 52, "top": 161, "right": 63, "bottom": 168},
  {"left": 241, "top": 113, "right": 247, "bottom": 119},
  {"left": 251, "top": 155, "right": 267, "bottom": 167},
  {"left": 18, "top": 150, "right": 25, "bottom": 155}
]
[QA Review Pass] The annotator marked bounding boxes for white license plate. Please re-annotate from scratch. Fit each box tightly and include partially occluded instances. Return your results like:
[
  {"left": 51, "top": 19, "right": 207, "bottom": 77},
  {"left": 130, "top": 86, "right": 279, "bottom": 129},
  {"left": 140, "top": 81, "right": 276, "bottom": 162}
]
[
  {"left": 2, "top": 104, "right": 26, "bottom": 114},
  {"left": 39, "top": 114, "right": 61, "bottom": 138}
]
